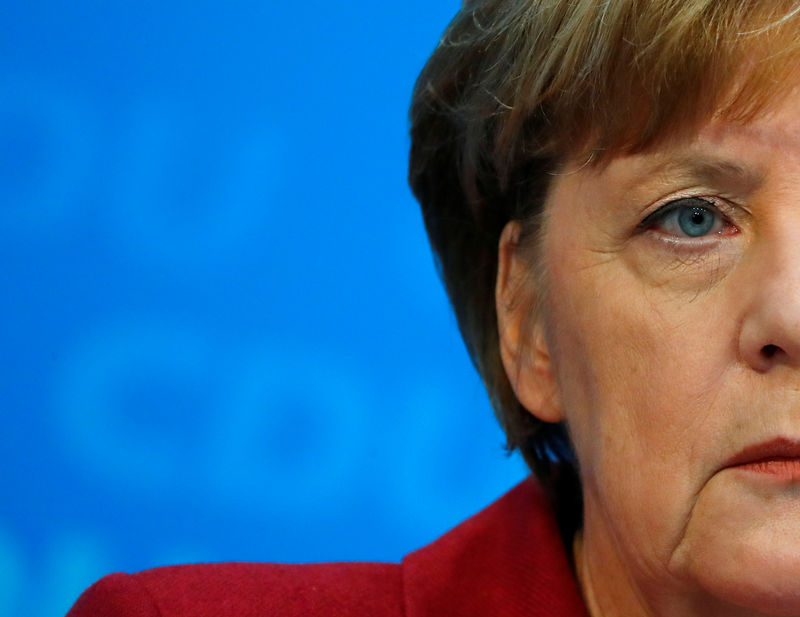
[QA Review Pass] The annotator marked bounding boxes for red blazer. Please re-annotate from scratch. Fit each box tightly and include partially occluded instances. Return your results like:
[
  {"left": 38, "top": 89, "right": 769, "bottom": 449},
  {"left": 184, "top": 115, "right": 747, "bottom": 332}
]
[{"left": 66, "top": 479, "right": 589, "bottom": 617}]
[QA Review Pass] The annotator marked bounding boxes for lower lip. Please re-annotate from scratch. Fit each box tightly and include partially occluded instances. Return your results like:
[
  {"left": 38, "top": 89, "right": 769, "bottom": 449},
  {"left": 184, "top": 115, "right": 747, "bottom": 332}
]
[{"left": 734, "top": 458, "right": 800, "bottom": 481}]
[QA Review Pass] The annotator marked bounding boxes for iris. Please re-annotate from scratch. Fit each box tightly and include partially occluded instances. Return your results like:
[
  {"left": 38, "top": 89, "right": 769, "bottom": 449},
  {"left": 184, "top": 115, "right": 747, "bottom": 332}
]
[{"left": 678, "top": 206, "right": 715, "bottom": 237}]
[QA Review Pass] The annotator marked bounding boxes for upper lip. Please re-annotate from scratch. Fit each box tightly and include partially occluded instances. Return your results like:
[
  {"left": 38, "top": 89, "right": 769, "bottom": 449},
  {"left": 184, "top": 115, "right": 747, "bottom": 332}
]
[{"left": 723, "top": 437, "right": 800, "bottom": 469}]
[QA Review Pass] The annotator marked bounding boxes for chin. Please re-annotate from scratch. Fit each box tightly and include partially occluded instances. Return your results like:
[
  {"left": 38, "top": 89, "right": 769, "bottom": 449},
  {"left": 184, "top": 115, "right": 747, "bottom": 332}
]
[
  {"left": 671, "top": 474, "right": 800, "bottom": 616},
  {"left": 673, "top": 539, "right": 800, "bottom": 616},
  {"left": 703, "top": 574, "right": 800, "bottom": 617}
]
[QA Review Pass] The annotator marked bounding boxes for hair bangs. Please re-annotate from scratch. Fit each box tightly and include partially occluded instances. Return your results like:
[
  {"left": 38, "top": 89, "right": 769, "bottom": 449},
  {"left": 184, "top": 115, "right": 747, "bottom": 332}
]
[{"left": 494, "top": 1, "right": 800, "bottom": 172}]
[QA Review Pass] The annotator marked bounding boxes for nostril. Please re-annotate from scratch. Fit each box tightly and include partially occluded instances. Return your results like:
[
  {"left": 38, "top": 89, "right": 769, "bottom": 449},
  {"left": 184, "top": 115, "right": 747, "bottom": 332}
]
[{"left": 762, "top": 344, "right": 781, "bottom": 358}]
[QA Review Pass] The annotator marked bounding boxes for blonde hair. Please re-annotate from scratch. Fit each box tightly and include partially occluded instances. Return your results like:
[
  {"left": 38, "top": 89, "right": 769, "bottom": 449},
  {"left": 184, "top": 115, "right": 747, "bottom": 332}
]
[{"left": 408, "top": 0, "right": 800, "bottom": 512}]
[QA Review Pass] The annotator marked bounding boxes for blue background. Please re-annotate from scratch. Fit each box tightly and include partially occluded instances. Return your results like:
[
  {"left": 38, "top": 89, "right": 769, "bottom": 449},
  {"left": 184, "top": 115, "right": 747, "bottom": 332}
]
[{"left": 2, "top": 2, "right": 528, "bottom": 615}]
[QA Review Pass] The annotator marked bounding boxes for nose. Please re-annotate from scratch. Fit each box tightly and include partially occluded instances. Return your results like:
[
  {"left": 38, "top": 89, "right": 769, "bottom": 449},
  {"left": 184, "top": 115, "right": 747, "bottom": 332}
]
[{"left": 739, "top": 231, "right": 800, "bottom": 372}]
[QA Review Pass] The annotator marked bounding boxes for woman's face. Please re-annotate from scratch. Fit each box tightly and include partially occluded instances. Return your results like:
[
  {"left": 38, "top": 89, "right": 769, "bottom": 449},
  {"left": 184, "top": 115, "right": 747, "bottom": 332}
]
[{"left": 515, "top": 86, "right": 800, "bottom": 616}]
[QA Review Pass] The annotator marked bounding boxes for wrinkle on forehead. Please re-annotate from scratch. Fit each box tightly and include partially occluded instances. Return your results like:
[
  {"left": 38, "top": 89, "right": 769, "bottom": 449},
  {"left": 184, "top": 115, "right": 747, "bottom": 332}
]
[{"left": 646, "top": 155, "right": 764, "bottom": 196}]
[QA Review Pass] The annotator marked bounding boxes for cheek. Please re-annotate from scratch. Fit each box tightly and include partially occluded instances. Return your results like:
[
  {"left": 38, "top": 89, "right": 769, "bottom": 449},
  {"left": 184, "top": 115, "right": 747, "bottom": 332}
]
[
  {"left": 545, "top": 257, "right": 729, "bottom": 449},
  {"left": 542, "top": 247, "right": 740, "bottom": 554}
]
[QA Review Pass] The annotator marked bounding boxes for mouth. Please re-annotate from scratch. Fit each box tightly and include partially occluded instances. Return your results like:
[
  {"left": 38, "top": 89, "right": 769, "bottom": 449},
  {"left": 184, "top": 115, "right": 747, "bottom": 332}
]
[{"left": 723, "top": 437, "right": 800, "bottom": 480}]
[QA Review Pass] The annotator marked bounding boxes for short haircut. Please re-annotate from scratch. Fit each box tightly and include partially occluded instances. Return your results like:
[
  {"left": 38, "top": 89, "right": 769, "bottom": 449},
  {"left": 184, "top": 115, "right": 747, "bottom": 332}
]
[{"left": 408, "top": 0, "right": 800, "bottom": 515}]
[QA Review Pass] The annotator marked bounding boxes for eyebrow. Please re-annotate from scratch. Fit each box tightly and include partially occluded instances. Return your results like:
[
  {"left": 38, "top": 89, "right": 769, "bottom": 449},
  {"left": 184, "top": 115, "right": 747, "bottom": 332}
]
[{"left": 651, "top": 156, "right": 765, "bottom": 194}]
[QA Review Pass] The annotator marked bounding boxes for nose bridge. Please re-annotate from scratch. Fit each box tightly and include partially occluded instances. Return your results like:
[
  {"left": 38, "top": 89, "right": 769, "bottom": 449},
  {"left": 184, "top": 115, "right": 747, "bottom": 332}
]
[
  {"left": 739, "top": 213, "right": 800, "bottom": 370},
  {"left": 761, "top": 203, "right": 800, "bottom": 297}
]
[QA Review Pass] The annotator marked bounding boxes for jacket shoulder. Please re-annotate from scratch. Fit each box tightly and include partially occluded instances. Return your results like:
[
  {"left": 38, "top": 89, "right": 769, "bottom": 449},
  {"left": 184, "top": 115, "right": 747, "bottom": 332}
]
[
  {"left": 402, "top": 479, "right": 588, "bottom": 617},
  {"left": 66, "top": 479, "right": 588, "bottom": 617},
  {"left": 66, "top": 561, "right": 404, "bottom": 617}
]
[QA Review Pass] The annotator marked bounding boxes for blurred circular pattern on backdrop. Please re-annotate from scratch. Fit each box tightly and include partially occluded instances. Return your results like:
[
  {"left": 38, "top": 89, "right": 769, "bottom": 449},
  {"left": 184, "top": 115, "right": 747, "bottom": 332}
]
[{"left": 0, "top": 1, "right": 528, "bottom": 615}]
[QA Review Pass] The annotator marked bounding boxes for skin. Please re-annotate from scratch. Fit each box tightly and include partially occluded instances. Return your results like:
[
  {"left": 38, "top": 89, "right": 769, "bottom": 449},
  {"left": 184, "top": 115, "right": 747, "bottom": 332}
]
[{"left": 497, "top": 85, "right": 800, "bottom": 617}]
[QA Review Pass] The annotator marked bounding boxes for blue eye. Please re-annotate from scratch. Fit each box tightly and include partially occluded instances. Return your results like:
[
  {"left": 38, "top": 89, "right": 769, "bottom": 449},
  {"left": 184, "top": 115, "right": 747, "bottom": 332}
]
[
  {"left": 676, "top": 205, "right": 715, "bottom": 237},
  {"left": 640, "top": 197, "right": 728, "bottom": 238}
]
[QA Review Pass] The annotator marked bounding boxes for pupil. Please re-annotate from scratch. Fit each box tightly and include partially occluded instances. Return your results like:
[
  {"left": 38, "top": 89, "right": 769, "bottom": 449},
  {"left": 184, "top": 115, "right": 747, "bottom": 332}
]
[{"left": 678, "top": 206, "right": 714, "bottom": 237}]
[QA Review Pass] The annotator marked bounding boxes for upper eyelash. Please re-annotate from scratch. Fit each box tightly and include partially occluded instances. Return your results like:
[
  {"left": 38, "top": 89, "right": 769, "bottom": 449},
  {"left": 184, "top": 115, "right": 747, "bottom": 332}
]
[{"left": 637, "top": 196, "right": 727, "bottom": 231}]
